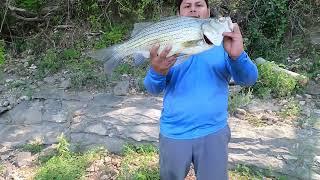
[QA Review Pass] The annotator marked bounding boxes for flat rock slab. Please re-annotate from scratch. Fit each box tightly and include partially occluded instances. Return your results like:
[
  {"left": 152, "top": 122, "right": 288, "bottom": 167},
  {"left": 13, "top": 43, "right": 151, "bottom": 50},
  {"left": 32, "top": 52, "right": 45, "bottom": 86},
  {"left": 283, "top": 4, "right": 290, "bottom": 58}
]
[{"left": 0, "top": 89, "right": 319, "bottom": 179}]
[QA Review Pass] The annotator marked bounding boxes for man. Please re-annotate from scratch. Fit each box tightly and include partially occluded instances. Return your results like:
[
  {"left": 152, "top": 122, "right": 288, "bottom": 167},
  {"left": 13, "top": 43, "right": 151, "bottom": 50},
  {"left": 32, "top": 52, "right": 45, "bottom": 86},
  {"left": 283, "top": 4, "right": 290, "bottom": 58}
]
[{"left": 144, "top": 0, "right": 258, "bottom": 179}]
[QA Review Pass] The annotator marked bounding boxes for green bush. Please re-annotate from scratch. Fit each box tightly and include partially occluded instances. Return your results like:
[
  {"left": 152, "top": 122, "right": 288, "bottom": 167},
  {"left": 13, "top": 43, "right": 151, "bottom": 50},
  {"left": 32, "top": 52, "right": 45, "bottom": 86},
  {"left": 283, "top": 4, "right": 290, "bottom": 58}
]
[
  {"left": 21, "top": 143, "right": 45, "bottom": 154},
  {"left": 35, "top": 134, "right": 93, "bottom": 180},
  {"left": 15, "top": 0, "right": 45, "bottom": 12},
  {"left": 118, "top": 144, "right": 159, "bottom": 179},
  {"left": 254, "top": 61, "right": 298, "bottom": 98},
  {"left": 36, "top": 49, "right": 61, "bottom": 78},
  {"left": 94, "top": 24, "right": 128, "bottom": 49}
]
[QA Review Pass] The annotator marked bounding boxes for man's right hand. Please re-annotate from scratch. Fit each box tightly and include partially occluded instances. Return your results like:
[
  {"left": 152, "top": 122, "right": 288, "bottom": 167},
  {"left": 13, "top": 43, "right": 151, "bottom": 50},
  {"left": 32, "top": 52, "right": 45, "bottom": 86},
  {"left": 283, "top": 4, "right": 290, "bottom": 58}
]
[{"left": 150, "top": 44, "right": 177, "bottom": 75}]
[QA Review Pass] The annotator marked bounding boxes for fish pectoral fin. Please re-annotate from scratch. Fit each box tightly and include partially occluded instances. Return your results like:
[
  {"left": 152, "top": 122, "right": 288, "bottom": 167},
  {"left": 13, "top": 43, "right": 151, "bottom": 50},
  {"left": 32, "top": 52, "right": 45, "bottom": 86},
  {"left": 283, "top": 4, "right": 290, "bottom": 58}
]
[
  {"left": 173, "top": 54, "right": 190, "bottom": 66},
  {"left": 132, "top": 51, "right": 150, "bottom": 66},
  {"left": 181, "top": 40, "right": 201, "bottom": 48}
]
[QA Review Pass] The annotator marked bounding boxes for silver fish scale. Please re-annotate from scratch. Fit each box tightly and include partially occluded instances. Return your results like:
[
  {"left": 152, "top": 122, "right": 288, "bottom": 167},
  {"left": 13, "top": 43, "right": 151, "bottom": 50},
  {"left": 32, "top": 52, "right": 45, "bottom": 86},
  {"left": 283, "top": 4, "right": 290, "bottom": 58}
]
[
  {"left": 132, "top": 17, "right": 204, "bottom": 40},
  {"left": 122, "top": 17, "right": 206, "bottom": 54}
]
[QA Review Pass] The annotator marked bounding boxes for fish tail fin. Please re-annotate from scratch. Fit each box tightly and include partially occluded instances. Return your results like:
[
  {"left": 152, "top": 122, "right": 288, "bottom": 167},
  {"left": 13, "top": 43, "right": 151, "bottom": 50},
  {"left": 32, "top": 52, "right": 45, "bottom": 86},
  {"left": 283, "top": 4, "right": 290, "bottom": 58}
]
[{"left": 87, "top": 45, "right": 124, "bottom": 74}]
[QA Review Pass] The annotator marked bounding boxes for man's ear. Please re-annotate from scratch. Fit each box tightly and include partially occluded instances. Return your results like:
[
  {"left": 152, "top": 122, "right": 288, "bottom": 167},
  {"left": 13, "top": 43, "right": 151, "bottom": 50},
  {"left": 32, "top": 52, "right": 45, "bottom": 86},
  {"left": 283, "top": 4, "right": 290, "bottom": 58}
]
[{"left": 207, "top": 8, "right": 211, "bottom": 17}]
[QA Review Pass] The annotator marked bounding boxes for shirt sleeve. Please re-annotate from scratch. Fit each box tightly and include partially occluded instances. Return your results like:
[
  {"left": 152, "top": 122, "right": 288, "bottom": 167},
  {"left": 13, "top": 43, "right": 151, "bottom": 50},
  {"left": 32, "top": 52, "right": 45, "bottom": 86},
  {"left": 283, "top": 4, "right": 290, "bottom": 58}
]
[
  {"left": 143, "top": 67, "right": 167, "bottom": 95},
  {"left": 225, "top": 51, "right": 258, "bottom": 86}
]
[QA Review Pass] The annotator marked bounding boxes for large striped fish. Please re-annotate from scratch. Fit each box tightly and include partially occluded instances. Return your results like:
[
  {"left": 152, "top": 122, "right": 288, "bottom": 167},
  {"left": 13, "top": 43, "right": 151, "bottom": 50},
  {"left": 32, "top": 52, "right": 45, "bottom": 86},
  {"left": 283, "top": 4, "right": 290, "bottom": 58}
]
[{"left": 89, "top": 16, "right": 233, "bottom": 74}]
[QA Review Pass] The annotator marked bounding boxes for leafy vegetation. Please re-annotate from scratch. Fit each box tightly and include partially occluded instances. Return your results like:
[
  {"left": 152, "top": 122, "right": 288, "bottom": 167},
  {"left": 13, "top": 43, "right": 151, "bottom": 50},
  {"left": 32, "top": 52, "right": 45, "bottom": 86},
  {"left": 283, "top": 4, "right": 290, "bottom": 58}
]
[
  {"left": 229, "top": 164, "right": 288, "bottom": 180},
  {"left": 228, "top": 88, "right": 253, "bottom": 114},
  {"left": 0, "top": 164, "right": 4, "bottom": 176},
  {"left": 34, "top": 134, "right": 100, "bottom": 180},
  {"left": 0, "top": 0, "right": 319, "bottom": 90},
  {"left": 20, "top": 142, "right": 45, "bottom": 154},
  {"left": 15, "top": 0, "right": 45, "bottom": 12},
  {"left": 253, "top": 61, "right": 298, "bottom": 98},
  {"left": 279, "top": 98, "right": 301, "bottom": 119},
  {"left": 118, "top": 144, "right": 159, "bottom": 179},
  {"left": 0, "top": 40, "right": 4, "bottom": 66}
]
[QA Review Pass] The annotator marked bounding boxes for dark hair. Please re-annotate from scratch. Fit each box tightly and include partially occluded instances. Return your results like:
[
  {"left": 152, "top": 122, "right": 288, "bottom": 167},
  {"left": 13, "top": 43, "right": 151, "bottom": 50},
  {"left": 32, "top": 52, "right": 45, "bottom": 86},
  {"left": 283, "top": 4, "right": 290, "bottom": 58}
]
[{"left": 176, "top": 0, "right": 209, "bottom": 12}]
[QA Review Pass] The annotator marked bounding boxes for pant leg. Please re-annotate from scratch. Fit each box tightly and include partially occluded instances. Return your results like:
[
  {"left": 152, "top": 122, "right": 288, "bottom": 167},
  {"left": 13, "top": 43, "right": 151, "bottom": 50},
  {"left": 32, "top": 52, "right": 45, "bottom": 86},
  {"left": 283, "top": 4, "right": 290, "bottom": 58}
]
[
  {"left": 192, "top": 125, "right": 231, "bottom": 180},
  {"left": 159, "top": 134, "right": 193, "bottom": 180}
]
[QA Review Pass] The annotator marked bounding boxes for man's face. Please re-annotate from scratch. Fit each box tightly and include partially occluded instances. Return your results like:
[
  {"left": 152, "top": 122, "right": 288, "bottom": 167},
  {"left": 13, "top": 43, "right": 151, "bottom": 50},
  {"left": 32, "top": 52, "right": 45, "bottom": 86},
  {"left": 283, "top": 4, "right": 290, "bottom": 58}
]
[{"left": 178, "top": 0, "right": 210, "bottom": 19}]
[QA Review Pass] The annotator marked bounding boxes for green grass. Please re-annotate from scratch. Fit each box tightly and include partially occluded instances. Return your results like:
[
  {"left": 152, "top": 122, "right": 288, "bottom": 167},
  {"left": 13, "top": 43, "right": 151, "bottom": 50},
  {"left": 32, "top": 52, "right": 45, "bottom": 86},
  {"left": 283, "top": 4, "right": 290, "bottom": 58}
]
[
  {"left": 34, "top": 134, "right": 98, "bottom": 180},
  {"left": 229, "top": 164, "right": 288, "bottom": 180},
  {"left": 118, "top": 144, "right": 159, "bottom": 180},
  {"left": 20, "top": 143, "right": 45, "bottom": 154},
  {"left": 0, "top": 164, "right": 4, "bottom": 175},
  {"left": 228, "top": 89, "right": 253, "bottom": 114},
  {"left": 279, "top": 98, "right": 301, "bottom": 120}
]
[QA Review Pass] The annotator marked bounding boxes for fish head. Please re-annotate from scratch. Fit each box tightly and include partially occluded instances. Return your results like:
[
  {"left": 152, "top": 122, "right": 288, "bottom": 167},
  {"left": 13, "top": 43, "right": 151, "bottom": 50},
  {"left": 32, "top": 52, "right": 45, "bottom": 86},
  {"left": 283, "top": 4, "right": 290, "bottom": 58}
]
[{"left": 201, "top": 17, "right": 233, "bottom": 46}]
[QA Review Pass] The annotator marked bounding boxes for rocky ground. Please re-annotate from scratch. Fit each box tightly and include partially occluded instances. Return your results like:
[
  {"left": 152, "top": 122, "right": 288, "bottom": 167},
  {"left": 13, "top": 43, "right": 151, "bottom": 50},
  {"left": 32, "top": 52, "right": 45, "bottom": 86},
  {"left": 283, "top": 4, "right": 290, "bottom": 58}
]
[{"left": 0, "top": 57, "right": 320, "bottom": 179}]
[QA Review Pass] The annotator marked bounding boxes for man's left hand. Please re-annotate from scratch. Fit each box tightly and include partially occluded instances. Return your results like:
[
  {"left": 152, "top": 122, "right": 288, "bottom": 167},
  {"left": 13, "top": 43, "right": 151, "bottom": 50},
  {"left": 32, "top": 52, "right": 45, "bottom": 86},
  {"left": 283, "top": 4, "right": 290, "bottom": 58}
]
[{"left": 222, "top": 23, "right": 244, "bottom": 60}]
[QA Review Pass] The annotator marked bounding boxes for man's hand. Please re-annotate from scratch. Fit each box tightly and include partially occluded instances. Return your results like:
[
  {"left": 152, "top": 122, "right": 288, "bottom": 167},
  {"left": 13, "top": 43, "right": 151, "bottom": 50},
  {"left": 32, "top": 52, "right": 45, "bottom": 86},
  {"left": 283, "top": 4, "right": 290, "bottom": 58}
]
[
  {"left": 150, "top": 44, "right": 177, "bottom": 75},
  {"left": 222, "top": 23, "right": 244, "bottom": 60}
]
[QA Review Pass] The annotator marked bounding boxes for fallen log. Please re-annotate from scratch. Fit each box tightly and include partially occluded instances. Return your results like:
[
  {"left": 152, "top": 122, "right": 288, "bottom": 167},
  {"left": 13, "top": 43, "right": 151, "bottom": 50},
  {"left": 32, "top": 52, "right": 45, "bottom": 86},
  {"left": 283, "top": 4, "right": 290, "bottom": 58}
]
[{"left": 255, "top": 57, "right": 309, "bottom": 86}]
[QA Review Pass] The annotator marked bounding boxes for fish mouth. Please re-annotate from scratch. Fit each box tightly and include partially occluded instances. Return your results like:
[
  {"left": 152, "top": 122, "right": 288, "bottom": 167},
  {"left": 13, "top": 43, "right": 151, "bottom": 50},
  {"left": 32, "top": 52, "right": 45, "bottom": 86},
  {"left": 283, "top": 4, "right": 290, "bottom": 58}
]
[{"left": 203, "top": 35, "right": 213, "bottom": 45}]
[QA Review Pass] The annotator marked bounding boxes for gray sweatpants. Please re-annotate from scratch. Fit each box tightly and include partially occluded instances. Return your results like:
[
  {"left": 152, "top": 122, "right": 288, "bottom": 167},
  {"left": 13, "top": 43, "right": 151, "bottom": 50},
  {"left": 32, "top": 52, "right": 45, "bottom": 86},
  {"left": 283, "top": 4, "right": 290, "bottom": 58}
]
[{"left": 159, "top": 125, "right": 231, "bottom": 180}]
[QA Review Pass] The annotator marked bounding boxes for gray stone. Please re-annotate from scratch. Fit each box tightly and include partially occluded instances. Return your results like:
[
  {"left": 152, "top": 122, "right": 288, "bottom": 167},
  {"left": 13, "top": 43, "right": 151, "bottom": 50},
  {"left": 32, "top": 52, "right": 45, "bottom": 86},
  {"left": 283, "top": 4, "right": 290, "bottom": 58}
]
[
  {"left": 0, "top": 85, "right": 4, "bottom": 93},
  {"left": 235, "top": 108, "right": 246, "bottom": 115},
  {"left": 4, "top": 101, "right": 43, "bottom": 125},
  {"left": 310, "top": 28, "right": 320, "bottom": 45},
  {"left": 16, "top": 152, "right": 33, "bottom": 167},
  {"left": 2, "top": 100, "right": 10, "bottom": 107},
  {"left": 0, "top": 106, "right": 8, "bottom": 114},
  {"left": 0, "top": 123, "right": 68, "bottom": 148},
  {"left": 60, "top": 79, "right": 71, "bottom": 89},
  {"left": 23, "top": 62, "right": 29, "bottom": 68},
  {"left": 295, "top": 94, "right": 303, "bottom": 99},
  {"left": 70, "top": 133, "right": 126, "bottom": 153},
  {"left": 5, "top": 79, "right": 13, "bottom": 83},
  {"left": 304, "top": 94, "right": 312, "bottom": 99},
  {"left": 113, "top": 81, "right": 129, "bottom": 96},
  {"left": 315, "top": 109, "right": 320, "bottom": 117},
  {"left": 43, "top": 77, "right": 56, "bottom": 85},
  {"left": 299, "top": 101, "right": 306, "bottom": 106},
  {"left": 301, "top": 109, "right": 311, "bottom": 117},
  {"left": 19, "top": 96, "right": 30, "bottom": 101},
  {"left": 246, "top": 99, "right": 280, "bottom": 114},
  {"left": 29, "top": 64, "right": 37, "bottom": 70},
  {"left": 86, "top": 124, "right": 108, "bottom": 136},
  {"left": 42, "top": 99, "right": 70, "bottom": 123}
]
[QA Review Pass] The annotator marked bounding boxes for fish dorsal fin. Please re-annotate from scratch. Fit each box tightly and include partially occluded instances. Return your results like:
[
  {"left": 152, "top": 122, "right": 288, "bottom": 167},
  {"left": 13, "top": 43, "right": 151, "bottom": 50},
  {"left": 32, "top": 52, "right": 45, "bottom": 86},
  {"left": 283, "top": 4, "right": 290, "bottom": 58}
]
[
  {"left": 131, "top": 16, "right": 191, "bottom": 37},
  {"left": 131, "top": 22, "right": 154, "bottom": 37},
  {"left": 131, "top": 16, "right": 179, "bottom": 37},
  {"left": 158, "top": 16, "right": 179, "bottom": 21}
]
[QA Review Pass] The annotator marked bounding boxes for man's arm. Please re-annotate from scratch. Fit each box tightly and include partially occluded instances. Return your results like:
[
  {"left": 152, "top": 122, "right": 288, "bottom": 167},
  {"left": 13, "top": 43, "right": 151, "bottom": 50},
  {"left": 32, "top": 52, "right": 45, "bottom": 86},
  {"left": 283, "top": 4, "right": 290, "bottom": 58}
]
[
  {"left": 226, "top": 51, "right": 258, "bottom": 86},
  {"left": 222, "top": 23, "right": 258, "bottom": 86},
  {"left": 144, "top": 44, "right": 176, "bottom": 95},
  {"left": 144, "top": 67, "right": 167, "bottom": 95}
]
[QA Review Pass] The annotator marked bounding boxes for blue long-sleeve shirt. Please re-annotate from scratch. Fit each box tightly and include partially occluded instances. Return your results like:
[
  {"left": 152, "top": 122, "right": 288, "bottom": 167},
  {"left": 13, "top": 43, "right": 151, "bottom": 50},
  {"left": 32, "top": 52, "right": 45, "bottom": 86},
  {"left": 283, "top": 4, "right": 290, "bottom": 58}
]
[{"left": 144, "top": 46, "right": 258, "bottom": 139}]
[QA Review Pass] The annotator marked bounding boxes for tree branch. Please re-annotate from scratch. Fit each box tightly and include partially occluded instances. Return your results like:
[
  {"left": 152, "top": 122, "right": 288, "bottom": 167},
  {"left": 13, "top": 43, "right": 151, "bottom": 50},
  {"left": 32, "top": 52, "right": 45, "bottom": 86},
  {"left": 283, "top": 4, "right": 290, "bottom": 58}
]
[{"left": 10, "top": 12, "right": 42, "bottom": 22}]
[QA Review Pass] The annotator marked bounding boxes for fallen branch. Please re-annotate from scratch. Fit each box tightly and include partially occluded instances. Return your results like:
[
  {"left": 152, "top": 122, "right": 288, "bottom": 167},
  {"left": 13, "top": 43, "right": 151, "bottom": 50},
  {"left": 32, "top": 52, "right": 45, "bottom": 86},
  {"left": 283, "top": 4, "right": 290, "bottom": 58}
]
[
  {"left": 255, "top": 57, "right": 309, "bottom": 85},
  {"left": 8, "top": 5, "right": 37, "bottom": 17},
  {"left": 10, "top": 12, "right": 42, "bottom": 22},
  {"left": 55, "top": 25, "right": 75, "bottom": 29},
  {"left": 0, "top": 0, "right": 10, "bottom": 33}
]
